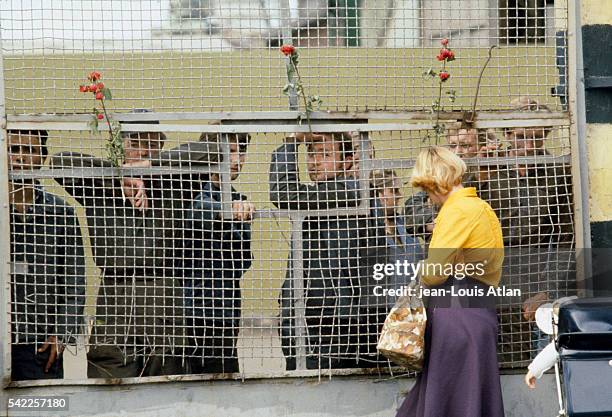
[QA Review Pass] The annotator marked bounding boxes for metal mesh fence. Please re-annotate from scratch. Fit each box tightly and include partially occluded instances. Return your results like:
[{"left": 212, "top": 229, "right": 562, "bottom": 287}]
[
  {"left": 1, "top": 0, "right": 576, "bottom": 383},
  {"left": 1, "top": 0, "right": 568, "bottom": 113}
]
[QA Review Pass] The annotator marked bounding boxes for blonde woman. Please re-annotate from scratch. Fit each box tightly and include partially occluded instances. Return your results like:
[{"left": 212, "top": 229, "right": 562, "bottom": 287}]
[{"left": 396, "top": 146, "right": 505, "bottom": 417}]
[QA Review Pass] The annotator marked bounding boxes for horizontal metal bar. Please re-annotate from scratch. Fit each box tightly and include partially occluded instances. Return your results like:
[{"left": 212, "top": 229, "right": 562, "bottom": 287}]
[
  {"left": 11, "top": 154, "right": 571, "bottom": 181},
  {"left": 8, "top": 367, "right": 410, "bottom": 387},
  {"left": 6, "top": 110, "right": 571, "bottom": 123},
  {"left": 584, "top": 76, "right": 612, "bottom": 89},
  {"left": 7, "top": 119, "right": 570, "bottom": 133},
  {"left": 461, "top": 154, "right": 573, "bottom": 166},
  {"left": 371, "top": 154, "right": 572, "bottom": 170},
  {"left": 5, "top": 364, "right": 526, "bottom": 388},
  {"left": 8, "top": 165, "right": 219, "bottom": 179}
]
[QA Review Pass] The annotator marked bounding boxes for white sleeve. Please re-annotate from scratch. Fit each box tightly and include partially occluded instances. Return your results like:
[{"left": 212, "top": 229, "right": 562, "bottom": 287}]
[{"left": 527, "top": 342, "right": 559, "bottom": 379}]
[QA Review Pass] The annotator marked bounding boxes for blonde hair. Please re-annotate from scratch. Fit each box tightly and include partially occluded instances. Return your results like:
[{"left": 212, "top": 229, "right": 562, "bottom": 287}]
[{"left": 411, "top": 146, "right": 467, "bottom": 195}]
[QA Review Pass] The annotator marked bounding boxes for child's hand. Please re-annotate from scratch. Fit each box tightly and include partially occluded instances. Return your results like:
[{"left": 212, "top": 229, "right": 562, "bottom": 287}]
[
  {"left": 525, "top": 370, "right": 536, "bottom": 389},
  {"left": 232, "top": 201, "right": 255, "bottom": 222}
]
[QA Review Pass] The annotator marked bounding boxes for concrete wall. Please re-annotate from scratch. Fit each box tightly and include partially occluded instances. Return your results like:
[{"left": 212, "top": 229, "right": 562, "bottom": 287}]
[
  {"left": 0, "top": 373, "right": 561, "bottom": 417},
  {"left": 582, "top": 0, "right": 612, "bottom": 293}
]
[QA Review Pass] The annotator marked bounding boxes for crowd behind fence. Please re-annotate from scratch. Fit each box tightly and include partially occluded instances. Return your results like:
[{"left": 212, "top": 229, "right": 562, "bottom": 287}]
[
  {"left": 5, "top": 102, "right": 575, "bottom": 382},
  {"left": 0, "top": 0, "right": 577, "bottom": 385}
]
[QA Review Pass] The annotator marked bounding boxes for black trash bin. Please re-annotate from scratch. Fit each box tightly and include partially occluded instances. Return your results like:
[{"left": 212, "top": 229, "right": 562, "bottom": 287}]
[{"left": 557, "top": 297, "right": 612, "bottom": 417}]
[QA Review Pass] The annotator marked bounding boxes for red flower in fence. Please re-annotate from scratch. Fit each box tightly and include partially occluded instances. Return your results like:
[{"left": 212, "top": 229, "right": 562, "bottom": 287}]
[
  {"left": 279, "top": 45, "right": 321, "bottom": 133},
  {"left": 437, "top": 48, "right": 455, "bottom": 62},
  {"left": 88, "top": 71, "right": 101, "bottom": 82},
  {"left": 280, "top": 44, "right": 296, "bottom": 56},
  {"left": 424, "top": 39, "right": 457, "bottom": 142},
  {"left": 78, "top": 71, "right": 123, "bottom": 166}
]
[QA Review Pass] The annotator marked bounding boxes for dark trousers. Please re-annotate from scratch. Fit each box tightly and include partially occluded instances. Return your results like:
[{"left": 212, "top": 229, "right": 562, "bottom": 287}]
[
  {"left": 11, "top": 344, "right": 63, "bottom": 381},
  {"left": 281, "top": 314, "right": 369, "bottom": 371},
  {"left": 87, "top": 273, "right": 186, "bottom": 378},
  {"left": 187, "top": 317, "right": 239, "bottom": 374},
  {"left": 87, "top": 345, "right": 184, "bottom": 378}
]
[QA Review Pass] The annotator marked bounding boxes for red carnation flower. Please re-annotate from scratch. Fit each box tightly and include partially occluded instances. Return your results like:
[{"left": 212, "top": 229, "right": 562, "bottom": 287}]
[
  {"left": 96, "top": 82, "right": 105, "bottom": 91},
  {"left": 280, "top": 44, "right": 296, "bottom": 56},
  {"left": 439, "top": 71, "right": 450, "bottom": 81},
  {"left": 95, "top": 91, "right": 104, "bottom": 100},
  {"left": 97, "top": 113, "right": 104, "bottom": 120},
  {"left": 441, "top": 38, "right": 449, "bottom": 47},
  {"left": 79, "top": 85, "right": 87, "bottom": 93},
  {"left": 88, "top": 71, "right": 101, "bottom": 82}
]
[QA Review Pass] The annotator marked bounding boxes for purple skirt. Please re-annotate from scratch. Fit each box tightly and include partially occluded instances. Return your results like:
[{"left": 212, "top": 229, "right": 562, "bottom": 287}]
[{"left": 395, "top": 305, "right": 505, "bottom": 417}]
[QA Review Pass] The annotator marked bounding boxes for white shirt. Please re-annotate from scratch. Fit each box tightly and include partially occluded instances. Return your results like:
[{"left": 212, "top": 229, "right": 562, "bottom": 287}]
[{"left": 527, "top": 342, "right": 559, "bottom": 378}]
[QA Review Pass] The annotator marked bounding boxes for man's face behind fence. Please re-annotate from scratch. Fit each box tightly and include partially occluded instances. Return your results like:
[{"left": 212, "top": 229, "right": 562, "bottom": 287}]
[
  {"left": 447, "top": 128, "right": 479, "bottom": 159},
  {"left": 123, "top": 132, "right": 164, "bottom": 163},
  {"left": 8, "top": 132, "right": 44, "bottom": 173},
  {"left": 306, "top": 136, "right": 348, "bottom": 182},
  {"left": 229, "top": 142, "right": 246, "bottom": 180},
  {"left": 505, "top": 127, "right": 548, "bottom": 158}
]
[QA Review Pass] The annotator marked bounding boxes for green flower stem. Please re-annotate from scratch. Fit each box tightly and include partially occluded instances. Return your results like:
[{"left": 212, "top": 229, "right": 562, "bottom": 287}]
[
  {"left": 434, "top": 59, "right": 447, "bottom": 144},
  {"left": 100, "top": 100, "right": 113, "bottom": 142},
  {"left": 291, "top": 60, "right": 313, "bottom": 134},
  {"left": 100, "top": 99, "right": 126, "bottom": 201}
]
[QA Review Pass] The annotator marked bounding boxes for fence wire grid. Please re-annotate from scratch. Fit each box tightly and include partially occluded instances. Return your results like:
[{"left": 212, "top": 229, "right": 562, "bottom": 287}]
[
  {"left": 1, "top": 0, "right": 577, "bottom": 384},
  {"left": 1, "top": 0, "right": 568, "bottom": 113}
]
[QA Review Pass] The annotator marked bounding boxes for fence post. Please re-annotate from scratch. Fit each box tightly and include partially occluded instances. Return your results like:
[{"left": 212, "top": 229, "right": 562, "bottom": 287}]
[{"left": 0, "top": 29, "right": 12, "bottom": 385}]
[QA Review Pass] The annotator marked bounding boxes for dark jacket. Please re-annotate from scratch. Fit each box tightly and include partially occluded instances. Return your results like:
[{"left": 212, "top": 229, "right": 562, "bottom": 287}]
[
  {"left": 50, "top": 142, "right": 215, "bottom": 274},
  {"left": 183, "top": 182, "right": 252, "bottom": 325},
  {"left": 517, "top": 156, "right": 574, "bottom": 246},
  {"left": 11, "top": 188, "right": 86, "bottom": 344},
  {"left": 404, "top": 171, "right": 479, "bottom": 243},
  {"left": 480, "top": 167, "right": 554, "bottom": 247},
  {"left": 49, "top": 143, "right": 215, "bottom": 352},
  {"left": 269, "top": 142, "right": 372, "bottom": 368},
  {"left": 363, "top": 197, "right": 424, "bottom": 309}
]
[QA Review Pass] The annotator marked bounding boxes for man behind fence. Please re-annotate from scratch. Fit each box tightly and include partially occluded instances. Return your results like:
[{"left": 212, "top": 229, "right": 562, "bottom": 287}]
[
  {"left": 269, "top": 131, "right": 371, "bottom": 370},
  {"left": 183, "top": 132, "right": 254, "bottom": 374},
  {"left": 502, "top": 97, "right": 576, "bottom": 358},
  {"left": 51, "top": 115, "right": 215, "bottom": 378},
  {"left": 8, "top": 130, "right": 86, "bottom": 381}
]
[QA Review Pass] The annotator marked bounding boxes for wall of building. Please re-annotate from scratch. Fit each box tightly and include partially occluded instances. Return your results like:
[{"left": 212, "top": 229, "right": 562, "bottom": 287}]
[
  {"left": 582, "top": 0, "right": 612, "bottom": 293},
  {"left": 0, "top": 373, "right": 562, "bottom": 417}
]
